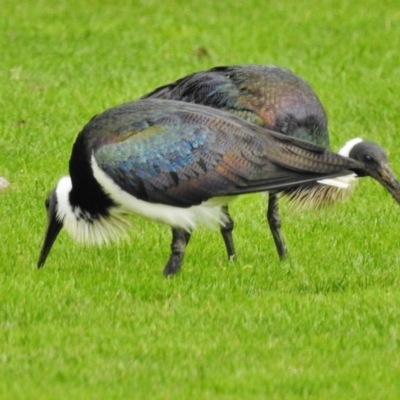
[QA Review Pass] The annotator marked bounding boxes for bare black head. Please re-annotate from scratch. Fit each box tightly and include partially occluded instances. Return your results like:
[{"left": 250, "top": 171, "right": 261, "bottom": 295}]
[
  {"left": 339, "top": 138, "right": 400, "bottom": 204},
  {"left": 37, "top": 176, "right": 129, "bottom": 268}
]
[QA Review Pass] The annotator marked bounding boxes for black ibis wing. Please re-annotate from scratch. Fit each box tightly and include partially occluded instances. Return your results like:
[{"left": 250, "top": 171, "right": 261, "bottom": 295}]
[
  {"left": 89, "top": 100, "right": 361, "bottom": 208},
  {"left": 143, "top": 65, "right": 330, "bottom": 147},
  {"left": 143, "top": 68, "right": 243, "bottom": 111}
]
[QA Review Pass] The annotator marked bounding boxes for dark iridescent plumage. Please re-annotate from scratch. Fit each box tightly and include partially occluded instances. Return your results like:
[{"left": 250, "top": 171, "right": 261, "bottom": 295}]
[
  {"left": 83, "top": 100, "right": 355, "bottom": 205},
  {"left": 144, "top": 65, "right": 329, "bottom": 146}
]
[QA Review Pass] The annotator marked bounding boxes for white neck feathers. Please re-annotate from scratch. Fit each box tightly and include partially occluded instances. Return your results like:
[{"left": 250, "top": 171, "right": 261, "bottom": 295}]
[
  {"left": 338, "top": 138, "right": 363, "bottom": 157},
  {"left": 55, "top": 177, "right": 130, "bottom": 245}
]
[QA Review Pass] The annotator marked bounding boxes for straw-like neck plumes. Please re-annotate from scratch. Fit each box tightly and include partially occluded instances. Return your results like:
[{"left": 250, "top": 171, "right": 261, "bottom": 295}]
[
  {"left": 55, "top": 177, "right": 130, "bottom": 245},
  {"left": 283, "top": 138, "right": 365, "bottom": 210},
  {"left": 283, "top": 178, "right": 357, "bottom": 211}
]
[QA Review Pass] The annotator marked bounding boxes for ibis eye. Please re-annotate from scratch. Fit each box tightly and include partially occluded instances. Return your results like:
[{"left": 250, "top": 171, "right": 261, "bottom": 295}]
[{"left": 364, "top": 154, "right": 373, "bottom": 162}]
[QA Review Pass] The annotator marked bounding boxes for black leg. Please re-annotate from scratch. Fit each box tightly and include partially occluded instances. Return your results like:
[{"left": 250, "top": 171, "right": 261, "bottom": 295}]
[
  {"left": 220, "top": 206, "right": 236, "bottom": 261},
  {"left": 267, "top": 193, "right": 287, "bottom": 260},
  {"left": 163, "top": 228, "right": 191, "bottom": 276}
]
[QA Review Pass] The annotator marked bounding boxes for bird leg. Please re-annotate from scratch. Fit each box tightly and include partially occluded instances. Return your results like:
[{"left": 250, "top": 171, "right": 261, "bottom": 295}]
[
  {"left": 163, "top": 228, "right": 191, "bottom": 276},
  {"left": 267, "top": 194, "right": 287, "bottom": 260},
  {"left": 220, "top": 205, "right": 236, "bottom": 261}
]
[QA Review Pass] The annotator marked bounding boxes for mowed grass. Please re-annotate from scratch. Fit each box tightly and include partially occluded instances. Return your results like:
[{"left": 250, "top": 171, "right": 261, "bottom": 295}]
[{"left": 2, "top": 0, "right": 400, "bottom": 398}]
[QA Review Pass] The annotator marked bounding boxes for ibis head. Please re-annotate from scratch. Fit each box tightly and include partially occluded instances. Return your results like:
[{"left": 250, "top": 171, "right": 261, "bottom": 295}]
[
  {"left": 341, "top": 139, "right": 400, "bottom": 204},
  {"left": 37, "top": 175, "right": 129, "bottom": 268}
]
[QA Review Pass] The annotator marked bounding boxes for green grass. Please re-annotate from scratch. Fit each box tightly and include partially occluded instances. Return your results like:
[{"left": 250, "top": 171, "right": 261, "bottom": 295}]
[{"left": 2, "top": 0, "right": 400, "bottom": 398}]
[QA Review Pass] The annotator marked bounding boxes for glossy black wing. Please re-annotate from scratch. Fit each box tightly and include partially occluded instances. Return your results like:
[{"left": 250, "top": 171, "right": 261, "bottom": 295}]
[{"left": 87, "top": 99, "right": 358, "bottom": 207}]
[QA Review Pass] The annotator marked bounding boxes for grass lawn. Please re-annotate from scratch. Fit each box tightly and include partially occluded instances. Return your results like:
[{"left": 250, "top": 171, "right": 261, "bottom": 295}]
[{"left": 2, "top": 0, "right": 400, "bottom": 398}]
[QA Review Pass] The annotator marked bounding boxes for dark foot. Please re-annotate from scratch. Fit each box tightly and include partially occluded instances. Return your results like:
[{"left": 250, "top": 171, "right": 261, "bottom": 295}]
[
  {"left": 267, "top": 194, "right": 287, "bottom": 260},
  {"left": 220, "top": 206, "right": 236, "bottom": 261},
  {"left": 163, "top": 228, "right": 191, "bottom": 276}
]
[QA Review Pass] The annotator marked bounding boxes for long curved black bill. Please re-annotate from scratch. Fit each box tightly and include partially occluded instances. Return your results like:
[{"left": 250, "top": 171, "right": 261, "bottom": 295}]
[
  {"left": 375, "top": 164, "right": 400, "bottom": 205},
  {"left": 37, "top": 190, "right": 63, "bottom": 268}
]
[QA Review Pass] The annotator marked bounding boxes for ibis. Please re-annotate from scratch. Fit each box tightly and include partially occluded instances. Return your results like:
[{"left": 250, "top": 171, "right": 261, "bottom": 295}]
[
  {"left": 143, "top": 64, "right": 400, "bottom": 260},
  {"left": 37, "top": 99, "right": 398, "bottom": 275}
]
